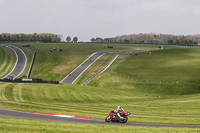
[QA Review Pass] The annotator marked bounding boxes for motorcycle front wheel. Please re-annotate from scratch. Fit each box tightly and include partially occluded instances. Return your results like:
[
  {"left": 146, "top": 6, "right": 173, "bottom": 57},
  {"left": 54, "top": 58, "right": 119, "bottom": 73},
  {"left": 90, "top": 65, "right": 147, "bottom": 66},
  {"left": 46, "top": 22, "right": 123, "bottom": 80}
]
[
  {"left": 120, "top": 116, "right": 128, "bottom": 123},
  {"left": 105, "top": 116, "right": 111, "bottom": 122}
]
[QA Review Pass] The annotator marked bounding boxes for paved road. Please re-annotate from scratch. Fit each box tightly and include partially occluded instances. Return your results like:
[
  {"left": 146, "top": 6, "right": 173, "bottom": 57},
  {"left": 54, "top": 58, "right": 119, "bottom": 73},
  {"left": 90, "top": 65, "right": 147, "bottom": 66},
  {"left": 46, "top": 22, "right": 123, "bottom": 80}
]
[
  {"left": 2, "top": 45, "right": 27, "bottom": 79},
  {"left": 60, "top": 51, "right": 107, "bottom": 84},
  {"left": 83, "top": 54, "right": 119, "bottom": 86},
  {"left": 60, "top": 50, "right": 154, "bottom": 84},
  {"left": 0, "top": 109, "right": 199, "bottom": 128}
]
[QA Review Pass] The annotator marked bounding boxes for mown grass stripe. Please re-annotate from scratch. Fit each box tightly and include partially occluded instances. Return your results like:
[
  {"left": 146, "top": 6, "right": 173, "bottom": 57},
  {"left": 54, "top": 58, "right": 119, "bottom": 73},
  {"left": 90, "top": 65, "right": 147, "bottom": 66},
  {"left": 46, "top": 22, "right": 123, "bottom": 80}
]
[
  {"left": 0, "top": 47, "right": 9, "bottom": 77},
  {"left": 0, "top": 83, "right": 10, "bottom": 100},
  {"left": 13, "top": 84, "right": 24, "bottom": 102},
  {"left": 1, "top": 49, "right": 16, "bottom": 78},
  {"left": 0, "top": 46, "right": 6, "bottom": 66},
  {"left": 0, "top": 46, "right": 16, "bottom": 78},
  {"left": 0, "top": 44, "right": 200, "bottom": 126},
  {"left": 4, "top": 84, "right": 16, "bottom": 101}
]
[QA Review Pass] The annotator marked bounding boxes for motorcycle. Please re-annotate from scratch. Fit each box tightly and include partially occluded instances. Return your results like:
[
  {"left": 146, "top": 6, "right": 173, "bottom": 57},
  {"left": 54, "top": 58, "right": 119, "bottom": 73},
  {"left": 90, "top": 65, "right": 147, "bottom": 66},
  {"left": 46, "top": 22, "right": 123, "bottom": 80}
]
[{"left": 105, "top": 111, "right": 131, "bottom": 123}]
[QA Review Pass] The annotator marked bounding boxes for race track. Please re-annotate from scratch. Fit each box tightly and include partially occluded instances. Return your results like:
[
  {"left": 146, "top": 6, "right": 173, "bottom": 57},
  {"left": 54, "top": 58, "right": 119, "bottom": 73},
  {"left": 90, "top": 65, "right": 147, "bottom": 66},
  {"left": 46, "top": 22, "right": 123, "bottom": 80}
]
[
  {"left": 60, "top": 50, "right": 143, "bottom": 84},
  {"left": 0, "top": 109, "right": 200, "bottom": 128},
  {"left": 60, "top": 51, "right": 107, "bottom": 84},
  {"left": 2, "top": 45, "right": 27, "bottom": 79},
  {"left": 1, "top": 47, "right": 199, "bottom": 128}
]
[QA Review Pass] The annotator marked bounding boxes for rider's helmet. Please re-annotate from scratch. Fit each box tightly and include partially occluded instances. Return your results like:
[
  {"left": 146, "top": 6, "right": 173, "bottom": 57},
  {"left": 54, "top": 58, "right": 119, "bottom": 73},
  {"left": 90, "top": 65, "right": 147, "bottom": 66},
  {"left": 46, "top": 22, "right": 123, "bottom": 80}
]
[{"left": 117, "top": 106, "right": 121, "bottom": 109}]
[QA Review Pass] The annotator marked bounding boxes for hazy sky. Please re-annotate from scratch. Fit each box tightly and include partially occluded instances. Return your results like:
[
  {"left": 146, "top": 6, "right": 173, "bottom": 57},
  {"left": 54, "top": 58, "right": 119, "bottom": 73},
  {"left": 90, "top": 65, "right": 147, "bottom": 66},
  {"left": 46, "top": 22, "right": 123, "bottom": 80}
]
[{"left": 0, "top": 0, "right": 200, "bottom": 41}]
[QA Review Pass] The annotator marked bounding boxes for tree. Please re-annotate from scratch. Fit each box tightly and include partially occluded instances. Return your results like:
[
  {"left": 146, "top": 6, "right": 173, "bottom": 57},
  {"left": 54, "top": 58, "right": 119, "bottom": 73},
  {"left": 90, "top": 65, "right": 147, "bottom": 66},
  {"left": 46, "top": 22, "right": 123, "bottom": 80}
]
[
  {"left": 124, "top": 39, "right": 130, "bottom": 44},
  {"left": 184, "top": 40, "right": 189, "bottom": 44},
  {"left": 189, "top": 40, "right": 193, "bottom": 44},
  {"left": 73, "top": 37, "right": 78, "bottom": 43},
  {"left": 90, "top": 38, "right": 96, "bottom": 42},
  {"left": 52, "top": 37, "right": 61, "bottom": 43},
  {"left": 167, "top": 40, "right": 174, "bottom": 44},
  {"left": 140, "top": 40, "right": 145, "bottom": 44},
  {"left": 175, "top": 40, "right": 180, "bottom": 45},
  {"left": 66, "top": 36, "right": 71, "bottom": 42},
  {"left": 96, "top": 37, "right": 104, "bottom": 43}
]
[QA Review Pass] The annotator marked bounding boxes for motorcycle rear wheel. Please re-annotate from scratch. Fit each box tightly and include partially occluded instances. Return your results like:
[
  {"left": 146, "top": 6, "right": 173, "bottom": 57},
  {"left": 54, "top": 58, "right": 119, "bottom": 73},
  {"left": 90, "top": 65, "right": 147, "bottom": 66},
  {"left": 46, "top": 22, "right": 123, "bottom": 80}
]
[
  {"left": 120, "top": 116, "right": 128, "bottom": 123},
  {"left": 105, "top": 116, "right": 111, "bottom": 122}
]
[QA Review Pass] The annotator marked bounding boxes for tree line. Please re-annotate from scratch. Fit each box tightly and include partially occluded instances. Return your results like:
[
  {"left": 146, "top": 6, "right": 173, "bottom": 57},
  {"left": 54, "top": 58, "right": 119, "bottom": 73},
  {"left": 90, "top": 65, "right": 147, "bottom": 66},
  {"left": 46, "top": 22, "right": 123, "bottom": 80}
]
[
  {"left": 103, "top": 33, "right": 199, "bottom": 45},
  {"left": 2, "top": 32, "right": 199, "bottom": 45},
  {"left": 66, "top": 36, "right": 78, "bottom": 43},
  {"left": 0, "top": 33, "right": 61, "bottom": 43}
]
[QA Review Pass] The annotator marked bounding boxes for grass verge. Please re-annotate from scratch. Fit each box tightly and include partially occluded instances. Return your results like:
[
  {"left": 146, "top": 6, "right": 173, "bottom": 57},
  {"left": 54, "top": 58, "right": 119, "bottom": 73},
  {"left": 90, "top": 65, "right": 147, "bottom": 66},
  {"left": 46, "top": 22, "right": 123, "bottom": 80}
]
[
  {"left": 0, "top": 117, "right": 199, "bottom": 133},
  {"left": 0, "top": 46, "right": 16, "bottom": 78}
]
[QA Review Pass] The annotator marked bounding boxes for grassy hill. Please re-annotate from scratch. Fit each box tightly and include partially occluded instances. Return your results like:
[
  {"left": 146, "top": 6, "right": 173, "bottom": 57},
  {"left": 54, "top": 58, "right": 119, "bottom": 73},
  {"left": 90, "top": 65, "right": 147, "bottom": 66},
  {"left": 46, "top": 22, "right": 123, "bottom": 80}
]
[
  {"left": 89, "top": 48, "right": 200, "bottom": 94},
  {"left": 116, "top": 48, "right": 200, "bottom": 95},
  {"left": 0, "top": 81, "right": 200, "bottom": 125},
  {"left": 0, "top": 43, "right": 200, "bottom": 132},
  {"left": 0, "top": 45, "right": 16, "bottom": 78},
  {"left": 10, "top": 43, "right": 158, "bottom": 81}
]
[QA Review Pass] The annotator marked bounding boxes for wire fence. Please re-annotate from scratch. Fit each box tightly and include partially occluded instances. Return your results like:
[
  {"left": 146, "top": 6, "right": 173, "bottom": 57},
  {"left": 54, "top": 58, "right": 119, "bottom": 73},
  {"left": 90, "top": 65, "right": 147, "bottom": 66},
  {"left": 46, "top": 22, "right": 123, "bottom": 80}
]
[
  {"left": 110, "top": 48, "right": 200, "bottom": 86},
  {"left": 110, "top": 71, "right": 200, "bottom": 86}
]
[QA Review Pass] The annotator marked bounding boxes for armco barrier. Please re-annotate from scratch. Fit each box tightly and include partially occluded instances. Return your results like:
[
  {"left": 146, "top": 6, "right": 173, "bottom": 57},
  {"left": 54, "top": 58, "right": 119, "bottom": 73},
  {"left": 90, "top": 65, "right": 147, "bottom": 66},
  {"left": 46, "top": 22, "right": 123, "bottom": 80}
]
[
  {"left": 0, "top": 78, "right": 59, "bottom": 84},
  {"left": 27, "top": 52, "right": 36, "bottom": 78}
]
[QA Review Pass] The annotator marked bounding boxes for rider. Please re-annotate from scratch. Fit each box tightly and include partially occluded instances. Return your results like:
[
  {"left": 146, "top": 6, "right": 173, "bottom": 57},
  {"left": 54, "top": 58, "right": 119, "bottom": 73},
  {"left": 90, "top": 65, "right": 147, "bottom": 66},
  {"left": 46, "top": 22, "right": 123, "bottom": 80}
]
[{"left": 114, "top": 106, "right": 124, "bottom": 119}]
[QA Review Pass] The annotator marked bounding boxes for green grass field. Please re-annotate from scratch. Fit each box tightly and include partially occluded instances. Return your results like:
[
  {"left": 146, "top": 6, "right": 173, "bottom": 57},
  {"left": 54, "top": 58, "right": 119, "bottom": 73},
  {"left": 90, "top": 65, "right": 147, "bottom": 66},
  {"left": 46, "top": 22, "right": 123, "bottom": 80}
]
[
  {"left": 0, "top": 81, "right": 200, "bottom": 125},
  {"left": 9, "top": 43, "right": 158, "bottom": 81},
  {"left": 0, "top": 43, "right": 200, "bottom": 132},
  {"left": 0, "top": 45, "right": 16, "bottom": 78},
  {"left": 0, "top": 117, "right": 199, "bottom": 133}
]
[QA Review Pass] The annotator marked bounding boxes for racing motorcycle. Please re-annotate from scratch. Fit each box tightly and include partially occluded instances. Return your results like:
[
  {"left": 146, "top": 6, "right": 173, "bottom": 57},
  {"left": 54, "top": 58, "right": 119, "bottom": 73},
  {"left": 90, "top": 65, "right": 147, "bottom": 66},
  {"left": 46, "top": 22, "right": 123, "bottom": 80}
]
[{"left": 105, "top": 111, "right": 131, "bottom": 123}]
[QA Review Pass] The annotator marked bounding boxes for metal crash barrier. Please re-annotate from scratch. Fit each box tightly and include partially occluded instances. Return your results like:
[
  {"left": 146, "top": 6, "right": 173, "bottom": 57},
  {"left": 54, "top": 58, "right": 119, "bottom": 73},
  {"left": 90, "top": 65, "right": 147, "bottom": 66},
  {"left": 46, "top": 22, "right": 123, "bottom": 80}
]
[{"left": 0, "top": 78, "right": 59, "bottom": 84}]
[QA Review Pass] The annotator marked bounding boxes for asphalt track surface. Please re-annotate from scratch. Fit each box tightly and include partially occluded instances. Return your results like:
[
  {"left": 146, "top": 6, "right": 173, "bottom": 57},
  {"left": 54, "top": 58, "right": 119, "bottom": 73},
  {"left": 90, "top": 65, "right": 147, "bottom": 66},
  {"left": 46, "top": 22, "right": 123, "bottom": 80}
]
[
  {"left": 60, "top": 50, "right": 142, "bottom": 84},
  {"left": 0, "top": 109, "right": 200, "bottom": 128},
  {"left": 2, "top": 45, "right": 27, "bottom": 79},
  {"left": 60, "top": 51, "right": 107, "bottom": 84}
]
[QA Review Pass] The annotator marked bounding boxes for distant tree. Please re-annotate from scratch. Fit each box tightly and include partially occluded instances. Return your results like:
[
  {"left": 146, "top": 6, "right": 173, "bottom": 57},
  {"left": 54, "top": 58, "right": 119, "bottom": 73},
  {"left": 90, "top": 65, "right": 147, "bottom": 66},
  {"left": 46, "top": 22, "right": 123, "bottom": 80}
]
[
  {"left": 167, "top": 40, "right": 174, "bottom": 44},
  {"left": 189, "top": 40, "right": 193, "bottom": 44},
  {"left": 96, "top": 37, "right": 104, "bottom": 43},
  {"left": 73, "top": 37, "right": 78, "bottom": 43},
  {"left": 184, "top": 40, "right": 189, "bottom": 44},
  {"left": 124, "top": 39, "right": 130, "bottom": 44},
  {"left": 0, "top": 33, "right": 61, "bottom": 43},
  {"left": 90, "top": 38, "right": 96, "bottom": 42},
  {"left": 66, "top": 36, "right": 71, "bottom": 42},
  {"left": 33, "top": 33, "right": 37, "bottom": 42},
  {"left": 140, "top": 40, "right": 145, "bottom": 44},
  {"left": 1, "top": 33, "right": 7, "bottom": 41},
  {"left": 175, "top": 40, "right": 180, "bottom": 44},
  {"left": 152, "top": 39, "right": 160, "bottom": 44},
  {"left": 52, "top": 37, "right": 61, "bottom": 43}
]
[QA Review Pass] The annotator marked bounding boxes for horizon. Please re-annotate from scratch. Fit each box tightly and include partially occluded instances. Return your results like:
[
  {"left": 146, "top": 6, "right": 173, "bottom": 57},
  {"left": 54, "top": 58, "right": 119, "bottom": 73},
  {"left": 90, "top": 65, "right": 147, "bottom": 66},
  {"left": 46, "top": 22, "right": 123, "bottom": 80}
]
[{"left": 1, "top": 0, "right": 200, "bottom": 41}]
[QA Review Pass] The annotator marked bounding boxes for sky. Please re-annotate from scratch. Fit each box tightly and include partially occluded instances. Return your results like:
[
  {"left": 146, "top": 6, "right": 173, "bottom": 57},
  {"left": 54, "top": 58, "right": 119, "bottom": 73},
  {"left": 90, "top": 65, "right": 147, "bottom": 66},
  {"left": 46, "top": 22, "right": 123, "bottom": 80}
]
[{"left": 0, "top": 0, "right": 200, "bottom": 41}]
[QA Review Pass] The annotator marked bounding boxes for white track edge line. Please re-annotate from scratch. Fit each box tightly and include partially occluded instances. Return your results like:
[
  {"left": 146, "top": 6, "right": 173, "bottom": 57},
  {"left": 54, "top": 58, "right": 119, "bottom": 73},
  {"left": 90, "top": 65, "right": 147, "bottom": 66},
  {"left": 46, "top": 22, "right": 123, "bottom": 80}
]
[
  {"left": 60, "top": 52, "right": 97, "bottom": 83},
  {"left": 1, "top": 45, "right": 18, "bottom": 79},
  {"left": 83, "top": 54, "right": 119, "bottom": 85},
  {"left": 13, "top": 45, "right": 27, "bottom": 78},
  {"left": 71, "top": 53, "right": 106, "bottom": 84}
]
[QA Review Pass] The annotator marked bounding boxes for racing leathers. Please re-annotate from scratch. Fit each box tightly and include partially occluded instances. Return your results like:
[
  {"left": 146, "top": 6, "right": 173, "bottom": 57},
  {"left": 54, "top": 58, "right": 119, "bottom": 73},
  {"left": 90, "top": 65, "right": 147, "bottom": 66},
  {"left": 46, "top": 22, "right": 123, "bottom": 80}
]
[{"left": 114, "top": 108, "right": 124, "bottom": 119}]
